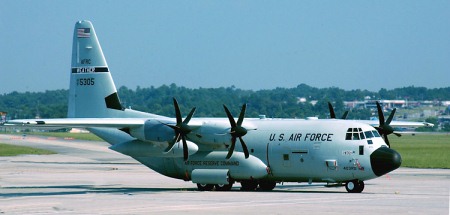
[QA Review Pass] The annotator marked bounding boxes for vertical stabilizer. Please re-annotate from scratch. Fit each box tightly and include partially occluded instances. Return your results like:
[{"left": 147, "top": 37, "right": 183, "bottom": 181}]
[
  {"left": 68, "top": 20, "right": 159, "bottom": 119},
  {"left": 68, "top": 20, "right": 126, "bottom": 118}
]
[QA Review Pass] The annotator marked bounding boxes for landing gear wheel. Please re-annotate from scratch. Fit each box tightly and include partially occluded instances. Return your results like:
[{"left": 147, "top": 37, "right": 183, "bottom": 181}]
[
  {"left": 345, "top": 180, "right": 364, "bottom": 193},
  {"left": 240, "top": 180, "right": 258, "bottom": 191},
  {"left": 215, "top": 183, "right": 233, "bottom": 191},
  {"left": 215, "top": 180, "right": 234, "bottom": 191},
  {"left": 259, "top": 181, "right": 276, "bottom": 191},
  {"left": 197, "top": 183, "right": 214, "bottom": 191}
]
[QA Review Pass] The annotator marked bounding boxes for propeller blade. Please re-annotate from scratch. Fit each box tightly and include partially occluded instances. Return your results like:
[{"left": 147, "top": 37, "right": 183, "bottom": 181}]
[
  {"left": 386, "top": 108, "right": 396, "bottom": 125},
  {"left": 237, "top": 104, "right": 246, "bottom": 126},
  {"left": 341, "top": 111, "right": 349, "bottom": 120},
  {"left": 226, "top": 137, "right": 237, "bottom": 159},
  {"left": 376, "top": 101, "right": 385, "bottom": 126},
  {"left": 182, "top": 136, "right": 188, "bottom": 161},
  {"left": 384, "top": 134, "right": 390, "bottom": 148},
  {"left": 163, "top": 123, "right": 178, "bottom": 131},
  {"left": 183, "top": 107, "right": 196, "bottom": 124},
  {"left": 165, "top": 133, "right": 181, "bottom": 152},
  {"left": 328, "top": 102, "right": 336, "bottom": 119},
  {"left": 223, "top": 105, "right": 237, "bottom": 127},
  {"left": 239, "top": 136, "right": 250, "bottom": 158},
  {"left": 393, "top": 132, "right": 402, "bottom": 137},
  {"left": 173, "top": 98, "right": 182, "bottom": 124}
]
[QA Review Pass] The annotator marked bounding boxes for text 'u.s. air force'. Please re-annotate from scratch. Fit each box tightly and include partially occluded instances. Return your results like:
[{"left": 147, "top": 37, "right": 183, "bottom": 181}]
[{"left": 269, "top": 133, "right": 333, "bottom": 142}]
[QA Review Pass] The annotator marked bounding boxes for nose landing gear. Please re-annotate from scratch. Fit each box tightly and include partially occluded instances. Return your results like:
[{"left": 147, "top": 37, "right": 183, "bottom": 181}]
[{"left": 345, "top": 180, "right": 365, "bottom": 193}]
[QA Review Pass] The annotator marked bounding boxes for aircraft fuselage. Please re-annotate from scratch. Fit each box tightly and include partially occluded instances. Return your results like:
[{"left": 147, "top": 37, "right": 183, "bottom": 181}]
[{"left": 105, "top": 118, "right": 401, "bottom": 188}]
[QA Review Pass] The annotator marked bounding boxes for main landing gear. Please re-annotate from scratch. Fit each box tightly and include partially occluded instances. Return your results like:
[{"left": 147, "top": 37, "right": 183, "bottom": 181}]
[
  {"left": 196, "top": 180, "right": 277, "bottom": 192},
  {"left": 345, "top": 180, "right": 365, "bottom": 193},
  {"left": 197, "top": 180, "right": 235, "bottom": 191}
]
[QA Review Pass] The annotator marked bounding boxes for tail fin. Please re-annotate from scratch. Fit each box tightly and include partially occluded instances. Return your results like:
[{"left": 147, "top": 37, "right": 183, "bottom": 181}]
[
  {"left": 68, "top": 21, "right": 160, "bottom": 119},
  {"left": 68, "top": 20, "right": 121, "bottom": 118}
]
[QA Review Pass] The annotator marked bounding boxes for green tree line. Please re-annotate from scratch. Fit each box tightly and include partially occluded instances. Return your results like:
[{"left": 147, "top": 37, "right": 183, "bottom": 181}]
[{"left": 1, "top": 84, "right": 449, "bottom": 120}]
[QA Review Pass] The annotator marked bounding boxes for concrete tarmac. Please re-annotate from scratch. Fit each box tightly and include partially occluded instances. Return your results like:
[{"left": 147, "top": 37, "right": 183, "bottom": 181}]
[{"left": 0, "top": 134, "right": 449, "bottom": 214}]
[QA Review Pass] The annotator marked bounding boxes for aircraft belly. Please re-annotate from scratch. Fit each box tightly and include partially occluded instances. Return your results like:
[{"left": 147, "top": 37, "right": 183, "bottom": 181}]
[{"left": 133, "top": 156, "right": 183, "bottom": 179}]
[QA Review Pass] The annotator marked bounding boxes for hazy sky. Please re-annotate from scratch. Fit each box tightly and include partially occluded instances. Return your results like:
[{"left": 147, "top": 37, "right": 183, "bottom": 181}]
[{"left": 1, "top": 1, "right": 449, "bottom": 94}]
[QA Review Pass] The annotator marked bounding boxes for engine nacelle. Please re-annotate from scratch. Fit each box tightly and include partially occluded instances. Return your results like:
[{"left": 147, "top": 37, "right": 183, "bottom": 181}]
[
  {"left": 130, "top": 119, "right": 174, "bottom": 142},
  {"left": 188, "top": 121, "right": 231, "bottom": 146},
  {"left": 165, "top": 141, "right": 199, "bottom": 157}
]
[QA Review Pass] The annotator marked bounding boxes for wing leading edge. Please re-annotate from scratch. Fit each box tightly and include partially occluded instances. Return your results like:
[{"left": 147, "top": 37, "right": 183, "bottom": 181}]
[
  {"left": 357, "top": 120, "right": 434, "bottom": 128},
  {"left": 5, "top": 118, "right": 146, "bottom": 129}
]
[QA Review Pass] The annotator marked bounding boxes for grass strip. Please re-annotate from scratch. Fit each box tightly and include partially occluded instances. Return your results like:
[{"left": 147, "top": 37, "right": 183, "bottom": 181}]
[
  {"left": 391, "top": 133, "right": 450, "bottom": 169},
  {"left": 0, "top": 143, "right": 55, "bottom": 156}
]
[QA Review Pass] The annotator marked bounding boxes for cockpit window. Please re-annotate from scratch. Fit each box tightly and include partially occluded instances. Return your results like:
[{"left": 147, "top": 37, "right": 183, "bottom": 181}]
[
  {"left": 364, "top": 131, "right": 374, "bottom": 138},
  {"left": 372, "top": 130, "right": 381, "bottom": 137},
  {"left": 359, "top": 131, "right": 365, "bottom": 140},
  {"left": 347, "top": 128, "right": 380, "bottom": 141},
  {"left": 346, "top": 128, "right": 365, "bottom": 140}
]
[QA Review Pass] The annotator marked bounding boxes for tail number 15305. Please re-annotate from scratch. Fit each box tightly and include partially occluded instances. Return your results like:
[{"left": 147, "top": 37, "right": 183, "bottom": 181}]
[{"left": 77, "top": 78, "right": 95, "bottom": 86}]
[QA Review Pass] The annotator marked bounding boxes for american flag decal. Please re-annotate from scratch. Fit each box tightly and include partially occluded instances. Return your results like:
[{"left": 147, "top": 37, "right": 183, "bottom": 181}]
[{"left": 77, "top": 28, "right": 91, "bottom": 38}]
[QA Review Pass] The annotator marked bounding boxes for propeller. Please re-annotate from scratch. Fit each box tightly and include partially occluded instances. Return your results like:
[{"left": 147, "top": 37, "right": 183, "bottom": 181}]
[
  {"left": 223, "top": 104, "right": 250, "bottom": 159},
  {"left": 164, "top": 98, "right": 196, "bottom": 161},
  {"left": 375, "top": 101, "right": 401, "bottom": 147},
  {"left": 328, "top": 102, "right": 349, "bottom": 119}
]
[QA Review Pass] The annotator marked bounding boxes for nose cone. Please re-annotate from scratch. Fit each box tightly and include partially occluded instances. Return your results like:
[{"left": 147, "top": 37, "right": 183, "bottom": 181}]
[{"left": 370, "top": 147, "right": 402, "bottom": 176}]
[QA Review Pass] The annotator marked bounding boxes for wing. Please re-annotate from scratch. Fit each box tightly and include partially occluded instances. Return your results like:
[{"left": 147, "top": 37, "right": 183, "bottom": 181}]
[
  {"left": 357, "top": 120, "right": 434, "bottom": 128},
  {"left": 5, "top": 118, "right": 146, "bottom": 128}
]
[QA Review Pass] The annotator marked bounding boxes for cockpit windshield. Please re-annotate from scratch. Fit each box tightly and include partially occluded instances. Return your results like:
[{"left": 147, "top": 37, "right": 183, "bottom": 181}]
[{"left": 346, "top": 128, "right": 381, "bottom": 141}]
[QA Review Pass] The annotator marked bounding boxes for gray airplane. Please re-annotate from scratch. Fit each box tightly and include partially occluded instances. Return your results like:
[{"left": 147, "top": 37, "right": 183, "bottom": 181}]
[{"left": 8, "top": 20, "right": 405, "bottom": 193}]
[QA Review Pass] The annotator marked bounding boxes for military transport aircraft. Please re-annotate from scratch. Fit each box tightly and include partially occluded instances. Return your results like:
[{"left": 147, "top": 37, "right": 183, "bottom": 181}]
[{"left": 7, "top": 20, "right": 408, "bottom": 193}]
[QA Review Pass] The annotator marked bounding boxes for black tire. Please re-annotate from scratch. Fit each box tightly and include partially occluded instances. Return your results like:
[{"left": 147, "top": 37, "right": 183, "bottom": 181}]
[
  {"left": 259, "top": 181, "right": 276, "bottom": 191},
  {"left": 356, "top": 180, "right": 365, "bottom": 192},
  {"left": 215, "top": 183, "right": 233, "bottom": 191},
  {"left": 197, "top": 183, "right": 214, "bottom": 191},
  {"left": 240, "top": 180, "right": 258, "bottom": 191},
  {"left": 345, "top": 180, "right": 364, "bottom": 193}
]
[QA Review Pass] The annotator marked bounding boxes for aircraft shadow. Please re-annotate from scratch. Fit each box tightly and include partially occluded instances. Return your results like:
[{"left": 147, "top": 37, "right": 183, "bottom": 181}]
[
  {"left": 0, "top": 185, "right": 197, "bottom": 198},
  {"left": 1, "top": 183, "right": 355, "bottom": 198}
]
